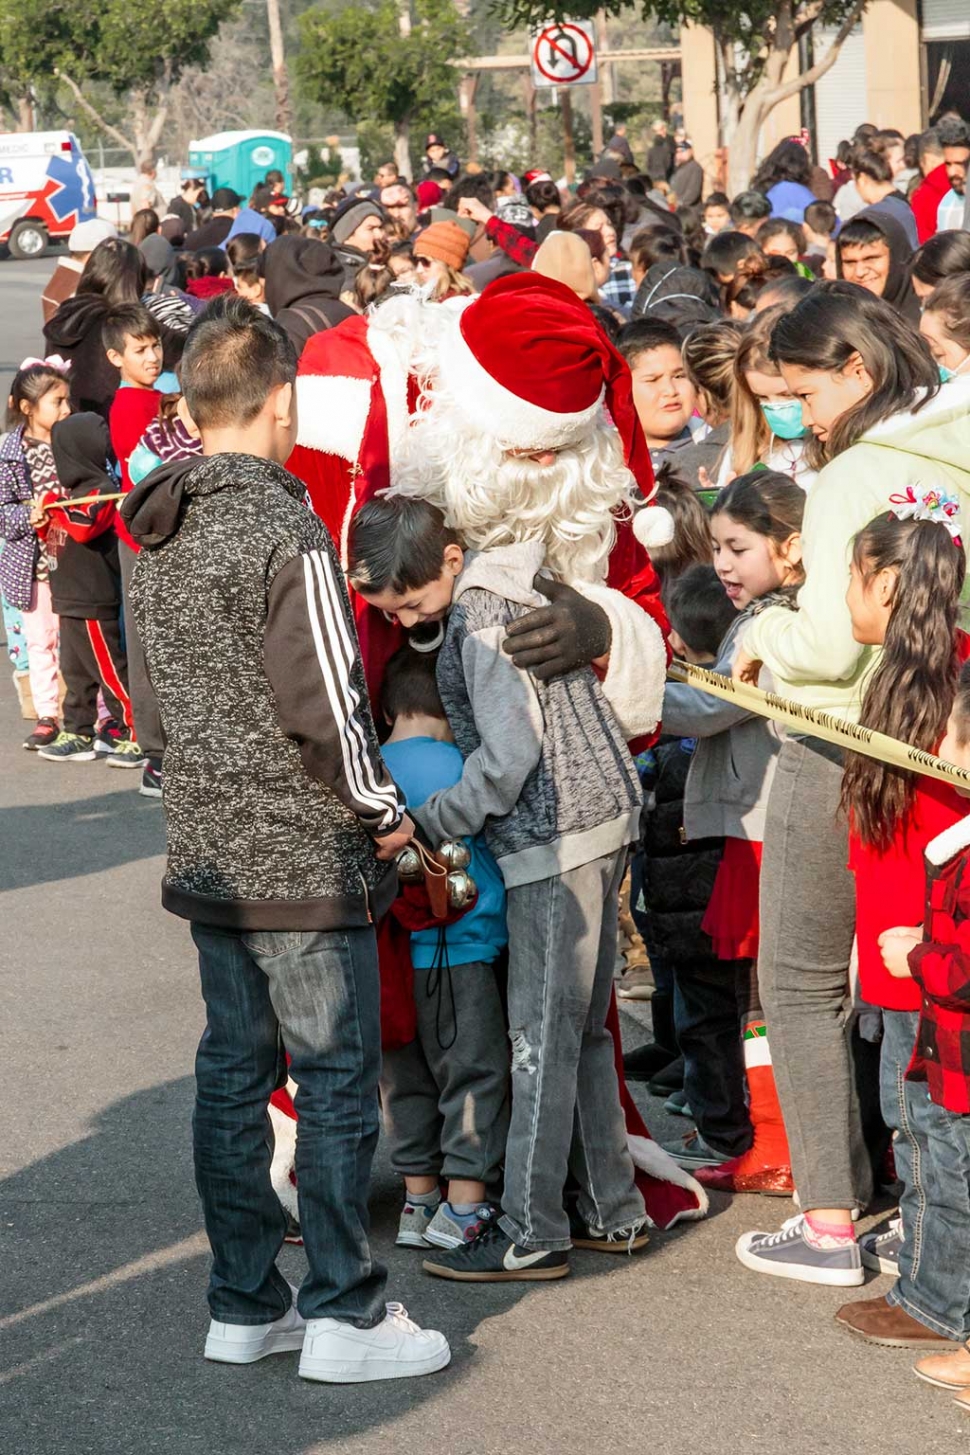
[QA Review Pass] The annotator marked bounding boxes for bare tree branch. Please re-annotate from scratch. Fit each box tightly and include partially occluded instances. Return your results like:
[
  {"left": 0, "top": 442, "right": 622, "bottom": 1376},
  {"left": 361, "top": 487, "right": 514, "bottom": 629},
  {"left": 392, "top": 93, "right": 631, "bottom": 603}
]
[
  {"left": 54, "top": 69, "right": 136, "bottom": 158},
  {"left": 763, "top": 0, "right": 867, "bottom": 108}
]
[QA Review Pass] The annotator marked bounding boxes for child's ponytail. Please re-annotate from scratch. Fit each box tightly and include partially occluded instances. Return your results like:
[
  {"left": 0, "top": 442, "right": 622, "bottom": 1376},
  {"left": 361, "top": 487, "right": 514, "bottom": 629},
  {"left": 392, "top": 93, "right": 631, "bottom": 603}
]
[{"left": 842, "top": 512, "right": 966, "bottom": 850}]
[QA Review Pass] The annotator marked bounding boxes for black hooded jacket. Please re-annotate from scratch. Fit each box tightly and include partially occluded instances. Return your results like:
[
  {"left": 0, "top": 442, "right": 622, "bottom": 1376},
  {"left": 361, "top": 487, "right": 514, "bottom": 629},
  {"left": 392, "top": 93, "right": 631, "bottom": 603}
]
[
  {"left": 43, "top": 294, "right": 120, "bottom": 417},
  {"left": 838, "top": 208, "right": 920, "bottom": 322},
  {"left": 631, "top": 263, "right": 721, "bottom": 336},
  {"left": 120, "top": 451, "right": 402, "bottom": 929},
  {"left": 262, "top": 237, "right": 354, "bottom": 355},
  {"left": 46, "top": 413, "right": 121, "bottom": 619}
]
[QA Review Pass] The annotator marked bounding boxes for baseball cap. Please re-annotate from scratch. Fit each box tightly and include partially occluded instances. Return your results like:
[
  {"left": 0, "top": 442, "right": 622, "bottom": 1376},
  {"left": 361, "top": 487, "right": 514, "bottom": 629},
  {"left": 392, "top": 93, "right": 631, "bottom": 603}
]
[
  {"left": 68, "top": 218, "right": 118, "bottom": 252},
  {"left": 425, "top": 133, "right": 447, "bottom": 149},
  {"left": 211, "top": 186, "right": 242, "bottom": 210}
]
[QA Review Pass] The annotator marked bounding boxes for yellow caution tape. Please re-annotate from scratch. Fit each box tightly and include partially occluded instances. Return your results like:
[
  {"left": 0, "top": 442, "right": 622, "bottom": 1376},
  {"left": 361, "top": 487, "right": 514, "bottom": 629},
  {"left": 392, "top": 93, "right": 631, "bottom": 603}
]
[{"left": 668, "top": 658, "right": 970, "bottom": 792}]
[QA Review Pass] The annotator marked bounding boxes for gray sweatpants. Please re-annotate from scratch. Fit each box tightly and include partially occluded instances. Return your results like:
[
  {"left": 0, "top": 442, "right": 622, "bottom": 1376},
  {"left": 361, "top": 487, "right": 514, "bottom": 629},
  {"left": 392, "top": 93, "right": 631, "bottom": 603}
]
[
  {"left": 380, "top": 959, "right": 510, "bottom": 1186},
  {"left": 500, "top": 850, "right": 645, "bottom": 1252},
  {"left": 119, "top": 540, "right": 164, "bottom": 762},
  {"left": 758, "top": 737, "right": 873, "bottom": 1211}
]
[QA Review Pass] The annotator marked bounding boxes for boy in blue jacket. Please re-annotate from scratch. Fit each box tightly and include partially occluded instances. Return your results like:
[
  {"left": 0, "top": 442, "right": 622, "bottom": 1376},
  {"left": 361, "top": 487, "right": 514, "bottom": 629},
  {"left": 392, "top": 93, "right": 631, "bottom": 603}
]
[{"left": 379, "top": 643, "right": 511, "bottom": 1253}]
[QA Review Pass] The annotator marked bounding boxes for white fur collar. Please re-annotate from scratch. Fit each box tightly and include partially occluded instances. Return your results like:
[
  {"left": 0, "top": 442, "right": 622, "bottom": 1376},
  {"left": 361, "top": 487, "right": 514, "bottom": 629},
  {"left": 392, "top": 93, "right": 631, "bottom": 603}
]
[{"left": 926, "top": 813, "right": 970, "bottom": 867}]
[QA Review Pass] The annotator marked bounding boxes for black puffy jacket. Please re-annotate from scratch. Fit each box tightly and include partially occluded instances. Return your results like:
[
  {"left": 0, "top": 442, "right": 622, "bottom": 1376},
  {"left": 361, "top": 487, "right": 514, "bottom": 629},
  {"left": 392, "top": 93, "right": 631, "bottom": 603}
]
[{"left": 639, "top": 736, "right": 723, "bottom": 968}]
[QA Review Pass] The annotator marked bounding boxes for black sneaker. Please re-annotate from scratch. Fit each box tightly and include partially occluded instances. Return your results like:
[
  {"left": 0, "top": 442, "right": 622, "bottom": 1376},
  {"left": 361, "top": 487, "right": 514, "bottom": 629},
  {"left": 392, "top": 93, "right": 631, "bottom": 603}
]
[
  {"left": 568, "top": 1204, "right": 650, "bottom": 1254},
  {"left": 37, "top": 730, "right": 97, "bottom": 762},
  {"left": 422, "top": 1209, "right": 569, "bottom": 1282},
  {"left": 648, "top": 1053, "right": 685, "bottom": 1096},
  {"left": 24, "top": 717, "right": 59, "bottom": 751},
  {"left": 140, "top": 761, "right": 162, "bottom": 799},
  {"left": 622, "top": 1042, "right": 678, "bottom": 1083},
  {"left": 94, "top": 718, "right": 125, "bottom": 756}
]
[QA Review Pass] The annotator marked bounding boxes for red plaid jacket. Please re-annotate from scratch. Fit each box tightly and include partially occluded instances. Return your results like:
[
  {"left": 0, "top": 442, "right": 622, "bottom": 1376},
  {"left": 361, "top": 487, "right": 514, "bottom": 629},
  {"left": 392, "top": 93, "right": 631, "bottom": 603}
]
[{"left": 907, "top": 815, "right": 970, "bottom": 1113}]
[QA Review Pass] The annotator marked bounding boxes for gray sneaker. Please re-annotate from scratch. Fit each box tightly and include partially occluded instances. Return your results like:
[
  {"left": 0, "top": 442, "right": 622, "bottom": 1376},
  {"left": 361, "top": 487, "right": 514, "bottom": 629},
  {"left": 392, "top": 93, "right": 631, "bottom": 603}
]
[
  {"left": 736, "top": 1215, "right": 864, "bottom": 1287},
  {"left": 396, "top": 1199, "right": 438, "bottom": 1249},
  {"left": 860, "top": 1216, "right": 902, "bottom": 1276},
  {"left": 660, "top": 1130, "right": 726, "bottom": 1169},
  {"left": 425, "top": 1202, "right": 494, "bottom": 1250}
]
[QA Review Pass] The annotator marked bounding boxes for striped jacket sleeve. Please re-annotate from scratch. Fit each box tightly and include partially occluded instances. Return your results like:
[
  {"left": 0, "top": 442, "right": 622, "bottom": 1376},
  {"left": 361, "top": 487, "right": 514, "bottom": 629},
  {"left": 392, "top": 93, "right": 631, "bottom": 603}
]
[{"left": 263, "top": 546, "right": 405, "bottom": 837}]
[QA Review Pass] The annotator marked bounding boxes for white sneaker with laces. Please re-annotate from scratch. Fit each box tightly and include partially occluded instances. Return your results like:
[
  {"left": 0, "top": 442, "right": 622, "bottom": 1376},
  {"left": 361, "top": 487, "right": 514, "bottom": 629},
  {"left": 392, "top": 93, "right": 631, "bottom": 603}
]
[
  {"left": 204, "top": 1282, "right": 306, "bottom": 1364},
  {"left": 298, "top": 1302, "right": 451, "bottom": 1383}
]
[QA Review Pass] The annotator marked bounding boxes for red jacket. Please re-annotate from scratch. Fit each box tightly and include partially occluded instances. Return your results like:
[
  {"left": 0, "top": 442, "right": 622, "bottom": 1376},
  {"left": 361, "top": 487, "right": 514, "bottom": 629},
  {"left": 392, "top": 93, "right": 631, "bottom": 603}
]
[
  {"left": 108, "top": 387, "right": 162, "bottom": 552},
  {"left": 907, "top": 815, "right": 970, "bottom": 1112},
  {"left": 849, "top": 632, "right": 970, "bottom": 1010},
  {"left": 911, "top": 164, "right": 951, "bottom": 245}
]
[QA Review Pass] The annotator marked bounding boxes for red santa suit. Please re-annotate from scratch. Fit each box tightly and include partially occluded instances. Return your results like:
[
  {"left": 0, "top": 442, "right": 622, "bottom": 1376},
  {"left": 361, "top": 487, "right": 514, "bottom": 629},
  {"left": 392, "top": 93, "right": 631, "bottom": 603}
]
[{"left": 281, "top": 285, "right": 706, "bottom": 1230}]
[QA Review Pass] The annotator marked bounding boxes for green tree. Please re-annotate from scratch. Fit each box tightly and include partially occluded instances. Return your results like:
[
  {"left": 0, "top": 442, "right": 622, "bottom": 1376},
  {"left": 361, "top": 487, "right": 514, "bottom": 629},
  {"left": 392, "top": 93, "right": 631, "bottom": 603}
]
[
  {"left": 494, "top": 0, "right": 869, "bottom": 192},
  {"left": 298, "top": 0, "right": 472, "bottom": 180},
  {"left": 0, "top": 0, "right": 241, "bottom": 164}
]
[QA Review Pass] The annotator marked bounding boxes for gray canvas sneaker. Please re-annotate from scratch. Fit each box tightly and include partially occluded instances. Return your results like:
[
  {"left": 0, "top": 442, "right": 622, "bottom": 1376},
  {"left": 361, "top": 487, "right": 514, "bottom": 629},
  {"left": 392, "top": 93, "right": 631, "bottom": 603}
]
[
  {"left": 860, "top": 1216, "right": 903, "bottom": 1276},
  {"left": 736, "top": 1215, "right": 864, "bottom": 1287}
]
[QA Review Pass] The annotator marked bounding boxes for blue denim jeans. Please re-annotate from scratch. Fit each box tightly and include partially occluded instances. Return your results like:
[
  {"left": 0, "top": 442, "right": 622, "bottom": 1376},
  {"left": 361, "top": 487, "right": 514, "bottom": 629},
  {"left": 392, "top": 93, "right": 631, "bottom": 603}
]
[
  {"left": 881, "top": 1007, "right": 970, "bottom": 1341},
  {"left": 191, "top": 924, "right": 387, "bottom": 1328}
]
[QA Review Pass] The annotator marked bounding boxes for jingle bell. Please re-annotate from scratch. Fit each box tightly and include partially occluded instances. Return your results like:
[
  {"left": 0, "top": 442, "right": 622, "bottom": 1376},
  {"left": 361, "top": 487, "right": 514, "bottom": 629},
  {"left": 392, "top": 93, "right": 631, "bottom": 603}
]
[
  {"left": 438, "top": 838, "right": 471, "bottom": 871},
  {"left": 396, "top": 845, "right": 424, "bottom": 882},
  {"left": 447, "top": 869, "right": 477, "bottom": 908}
]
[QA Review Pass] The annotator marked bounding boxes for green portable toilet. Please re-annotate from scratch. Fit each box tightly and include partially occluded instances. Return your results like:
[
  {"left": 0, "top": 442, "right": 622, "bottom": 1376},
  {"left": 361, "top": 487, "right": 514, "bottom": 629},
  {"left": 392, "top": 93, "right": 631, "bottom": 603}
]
[{"left": 187, "top": 130, "right": 293, "bottom": 200}]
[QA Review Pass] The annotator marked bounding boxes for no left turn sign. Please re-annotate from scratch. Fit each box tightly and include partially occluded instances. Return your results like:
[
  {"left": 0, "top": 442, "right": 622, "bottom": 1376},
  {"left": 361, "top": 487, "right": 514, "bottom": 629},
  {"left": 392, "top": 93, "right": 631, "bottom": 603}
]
[{"left": 530, "top": 20, "right": 598, "bottom": 88}]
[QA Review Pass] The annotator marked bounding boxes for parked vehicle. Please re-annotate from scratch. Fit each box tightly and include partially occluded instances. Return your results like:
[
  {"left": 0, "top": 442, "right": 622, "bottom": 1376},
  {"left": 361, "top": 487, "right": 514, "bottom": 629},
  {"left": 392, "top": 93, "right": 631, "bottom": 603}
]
[{"left": 0, "top": 131, "right": 98, "bottom": 258}]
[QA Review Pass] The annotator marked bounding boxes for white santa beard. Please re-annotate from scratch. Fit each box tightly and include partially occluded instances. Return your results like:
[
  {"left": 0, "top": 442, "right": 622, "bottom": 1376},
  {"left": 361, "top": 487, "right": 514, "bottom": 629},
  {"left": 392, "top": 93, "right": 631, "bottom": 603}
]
[{"left": 393, "top": 385, "right": 635, "bottom": 582}]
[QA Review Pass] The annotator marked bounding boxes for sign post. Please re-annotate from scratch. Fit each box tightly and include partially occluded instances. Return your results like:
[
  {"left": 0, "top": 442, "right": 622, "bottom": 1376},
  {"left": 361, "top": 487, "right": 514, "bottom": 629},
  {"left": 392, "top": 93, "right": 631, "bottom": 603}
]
[
  {"left": 530, "top": 20, "right": 598, "bottom": 88},
  {"left": 531, "top": 20, "right": 597, "bottom": 182}
]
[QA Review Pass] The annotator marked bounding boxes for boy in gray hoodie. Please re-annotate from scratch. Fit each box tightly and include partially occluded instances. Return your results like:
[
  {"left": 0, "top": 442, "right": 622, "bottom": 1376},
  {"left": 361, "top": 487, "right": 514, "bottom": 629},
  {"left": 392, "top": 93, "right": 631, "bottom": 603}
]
[{"left": 349, "top": 494, "right": 649, "bottom": 1282}]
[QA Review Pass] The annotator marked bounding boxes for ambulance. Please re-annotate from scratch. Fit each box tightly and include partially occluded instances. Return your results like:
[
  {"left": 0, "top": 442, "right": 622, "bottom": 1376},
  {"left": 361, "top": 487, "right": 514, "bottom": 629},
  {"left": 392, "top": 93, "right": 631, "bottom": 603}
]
[{"left": 0, "top": 131, "right": 97, "bottom": 259}]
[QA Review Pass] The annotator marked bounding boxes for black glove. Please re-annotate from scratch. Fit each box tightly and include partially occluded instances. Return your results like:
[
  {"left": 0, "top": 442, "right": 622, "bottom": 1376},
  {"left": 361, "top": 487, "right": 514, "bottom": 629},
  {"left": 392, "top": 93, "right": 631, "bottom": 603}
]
[{"left": 502, "top": 575, "right": 612, "bottom": 681}]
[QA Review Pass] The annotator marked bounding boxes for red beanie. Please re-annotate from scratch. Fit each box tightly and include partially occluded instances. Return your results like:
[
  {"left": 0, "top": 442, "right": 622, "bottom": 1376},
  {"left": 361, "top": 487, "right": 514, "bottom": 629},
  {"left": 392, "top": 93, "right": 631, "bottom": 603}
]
[
  {"left": 416, "top": 180, "right": 443, "bottom": 210},
  {"left": 437, "top": 271, "right": 655, "bottom": 503}
]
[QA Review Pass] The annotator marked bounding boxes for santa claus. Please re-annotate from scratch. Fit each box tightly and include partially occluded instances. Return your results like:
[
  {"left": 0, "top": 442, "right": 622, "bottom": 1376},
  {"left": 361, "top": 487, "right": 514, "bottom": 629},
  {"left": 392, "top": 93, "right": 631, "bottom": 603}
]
[{"left": 279, "top": 276, "right": 707, "bottom": 1233}]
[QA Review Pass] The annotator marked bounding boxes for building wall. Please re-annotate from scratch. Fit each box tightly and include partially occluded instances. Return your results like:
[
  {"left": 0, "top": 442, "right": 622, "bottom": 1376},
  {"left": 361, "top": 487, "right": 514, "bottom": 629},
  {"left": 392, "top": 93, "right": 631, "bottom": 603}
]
[
  {"left": 864, "top": 0, "right": 922, "bottom": 134},
  {"left": 678, "top": 23, "right": 720, "bottom": 190}
]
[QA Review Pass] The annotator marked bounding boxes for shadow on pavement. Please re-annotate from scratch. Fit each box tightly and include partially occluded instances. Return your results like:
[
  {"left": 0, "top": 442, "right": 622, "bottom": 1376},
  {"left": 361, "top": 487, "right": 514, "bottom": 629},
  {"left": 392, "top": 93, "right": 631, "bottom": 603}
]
[
  {"left": 0, "top": 1077, "right": 570, "bottom": 1455},
  {"left": 0, "top": 790, "right": 165, "bottom": 893}
]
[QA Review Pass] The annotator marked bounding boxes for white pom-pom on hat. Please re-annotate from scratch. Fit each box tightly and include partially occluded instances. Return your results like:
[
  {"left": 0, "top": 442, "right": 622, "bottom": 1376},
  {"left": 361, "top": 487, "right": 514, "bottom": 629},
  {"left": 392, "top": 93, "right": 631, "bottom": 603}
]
[{"left": 632, "top": 504, "right": 675, "bottom": 551}]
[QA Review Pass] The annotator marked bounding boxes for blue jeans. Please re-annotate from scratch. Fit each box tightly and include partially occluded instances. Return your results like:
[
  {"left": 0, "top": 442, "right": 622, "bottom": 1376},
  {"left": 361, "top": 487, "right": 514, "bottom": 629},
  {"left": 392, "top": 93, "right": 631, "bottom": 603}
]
[
  {"left": 881, "top": 1007, "right": 970, "bottom": 1340},
  {"left": 191, "top": 924, "right": 387, "bottom": 1328}
]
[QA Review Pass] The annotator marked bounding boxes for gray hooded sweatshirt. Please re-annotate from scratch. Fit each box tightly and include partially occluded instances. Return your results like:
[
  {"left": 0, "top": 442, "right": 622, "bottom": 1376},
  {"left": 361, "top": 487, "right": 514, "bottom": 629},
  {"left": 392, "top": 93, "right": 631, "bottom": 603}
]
[{"left": 413, "top": 540, "right": 643, "bottom": 887}]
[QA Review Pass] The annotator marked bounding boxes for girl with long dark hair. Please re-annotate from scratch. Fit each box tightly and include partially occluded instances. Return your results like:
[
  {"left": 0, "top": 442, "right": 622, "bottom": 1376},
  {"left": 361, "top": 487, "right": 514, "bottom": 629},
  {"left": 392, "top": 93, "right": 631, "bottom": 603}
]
[
  {"left": 732, "top": 281, "right": 970, "bottom": 1294},
  {"left": 44, "top": 239, "right": 150, "bottom": 415},
  {"left": 839, "top": 507, "right": 970, "bottom": 1345}
]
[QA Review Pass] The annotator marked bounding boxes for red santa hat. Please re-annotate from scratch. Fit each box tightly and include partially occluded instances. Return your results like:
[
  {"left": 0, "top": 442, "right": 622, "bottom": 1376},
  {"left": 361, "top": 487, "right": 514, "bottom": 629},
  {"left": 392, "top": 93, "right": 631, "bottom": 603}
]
[{"left": 437, "top": 272, "right": 673, "bottom": 548}]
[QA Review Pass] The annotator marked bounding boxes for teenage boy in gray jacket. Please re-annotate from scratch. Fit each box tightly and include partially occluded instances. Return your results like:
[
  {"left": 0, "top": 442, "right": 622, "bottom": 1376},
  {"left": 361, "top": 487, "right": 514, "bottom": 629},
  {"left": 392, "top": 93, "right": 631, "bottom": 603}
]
[
  {"left": 120, "top": 295, "right": 450, "bottom": 1385},
  {"left": 349, "top": 494, "right": 650, "bottom": 1282}
]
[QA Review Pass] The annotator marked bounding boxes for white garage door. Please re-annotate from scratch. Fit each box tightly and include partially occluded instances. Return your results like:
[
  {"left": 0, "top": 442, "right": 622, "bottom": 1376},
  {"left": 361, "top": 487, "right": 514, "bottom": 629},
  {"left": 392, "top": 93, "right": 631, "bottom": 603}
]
[{"left": 813, "top": 26, "right": 867, "bottom": 169}]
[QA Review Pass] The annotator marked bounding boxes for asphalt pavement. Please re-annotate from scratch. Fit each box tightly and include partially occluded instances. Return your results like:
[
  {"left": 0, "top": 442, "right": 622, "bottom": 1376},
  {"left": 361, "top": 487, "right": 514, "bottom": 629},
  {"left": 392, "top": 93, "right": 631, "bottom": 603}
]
[{"left": 1, "top": 260, "right": 968, "bottom": 1455}]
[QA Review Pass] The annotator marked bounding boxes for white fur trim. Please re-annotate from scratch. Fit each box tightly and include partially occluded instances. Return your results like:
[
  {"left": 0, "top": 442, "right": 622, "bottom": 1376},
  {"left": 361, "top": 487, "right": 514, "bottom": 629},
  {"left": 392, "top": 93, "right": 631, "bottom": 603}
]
[
  {"left": 925, "top": 813, "right": 970, "bottom": 867},
  {"left": 438, "top": 309, "right": 604, "bottom": 451},
  {"left": 367, "top": 317, "right": 411, "bottom": 479},
  {"left": 628, "top": 1135, "right": 709, "bottom": 1224},
  {"left": 268, "top": 1101, "right": 299, "bottom": 1218},
  {"left": 578, "top": 579, "right": 667, "bottom": 741},
  {"left": 295, "top": 374, "right": 372, "bottom": 462},
  {"left": 633, "top": 505, "right": 675, "bottom": 550}
]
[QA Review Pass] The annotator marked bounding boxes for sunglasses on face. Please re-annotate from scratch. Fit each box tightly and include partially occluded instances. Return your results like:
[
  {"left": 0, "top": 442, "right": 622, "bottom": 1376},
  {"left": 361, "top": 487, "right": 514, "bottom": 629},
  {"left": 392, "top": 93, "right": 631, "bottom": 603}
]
[{"left": 413, "top": 256, "right": 435, "bottom": 269}]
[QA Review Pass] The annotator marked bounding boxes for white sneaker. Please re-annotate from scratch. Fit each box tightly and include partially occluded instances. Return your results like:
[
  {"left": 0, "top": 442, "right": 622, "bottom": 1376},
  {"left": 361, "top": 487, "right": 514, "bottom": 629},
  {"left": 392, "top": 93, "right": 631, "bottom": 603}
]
[
  {"left": 204, "top": 1282, "right": 306, "bottom": 1364},
  {"left": 298, "top": 1301, "right": 451, "bottom": 1384}
]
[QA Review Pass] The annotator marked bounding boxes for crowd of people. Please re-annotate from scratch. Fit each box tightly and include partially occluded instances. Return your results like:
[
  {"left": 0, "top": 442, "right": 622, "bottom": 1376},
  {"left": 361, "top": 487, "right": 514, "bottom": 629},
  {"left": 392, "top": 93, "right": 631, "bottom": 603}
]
[{"left": 5, "top": 112, "right": 970, "bottom": 1400}]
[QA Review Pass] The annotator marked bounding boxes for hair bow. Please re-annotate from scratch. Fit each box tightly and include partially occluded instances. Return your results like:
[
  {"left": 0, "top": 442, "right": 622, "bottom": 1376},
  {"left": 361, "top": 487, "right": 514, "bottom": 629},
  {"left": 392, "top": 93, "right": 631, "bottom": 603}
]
[
  {"left": 19, "top": 354, "right": 71, "bottom": 374},
  {"left": 889, "top": 485, "right": 962, "bottom": 545}
]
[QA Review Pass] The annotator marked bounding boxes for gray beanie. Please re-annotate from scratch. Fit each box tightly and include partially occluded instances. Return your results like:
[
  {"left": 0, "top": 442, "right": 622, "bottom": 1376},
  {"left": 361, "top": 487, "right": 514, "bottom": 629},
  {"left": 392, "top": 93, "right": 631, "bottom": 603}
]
[{"left": 331, "top": 198, "right": 383, "bottom": 247}]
